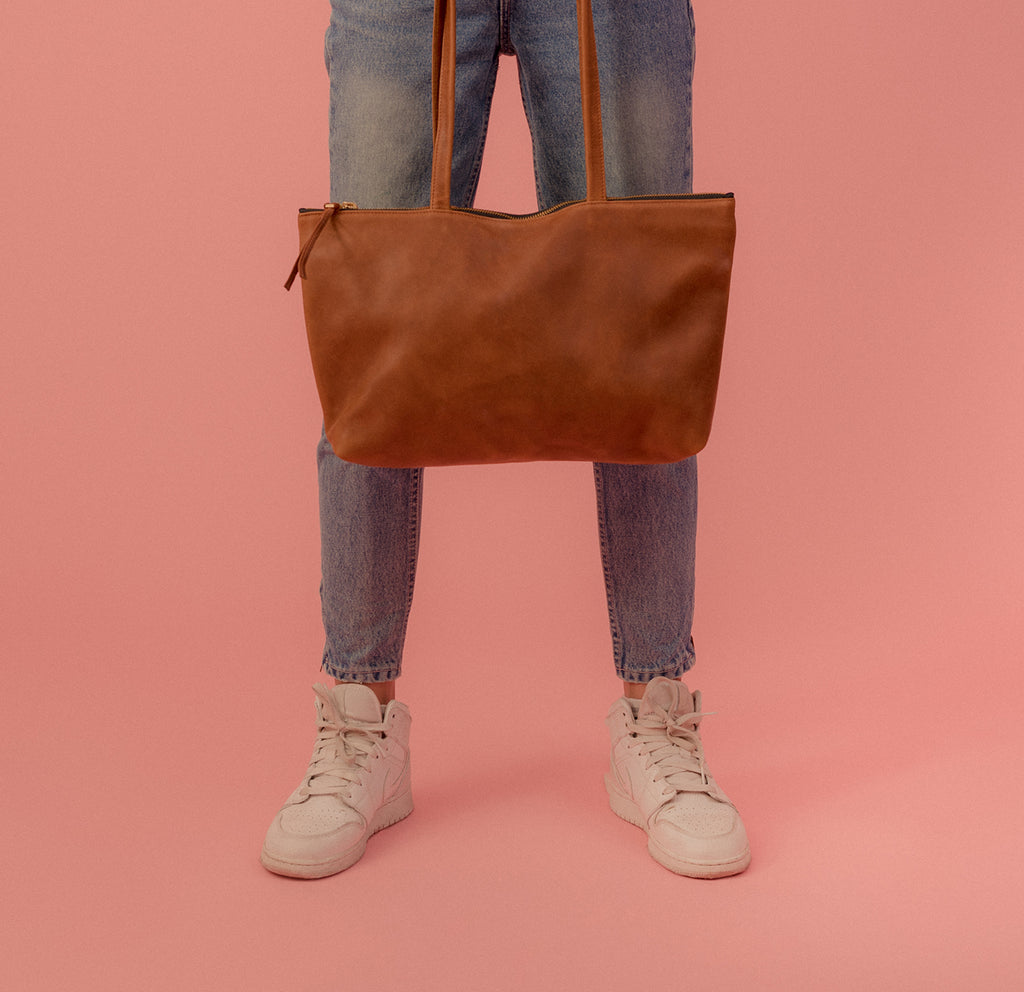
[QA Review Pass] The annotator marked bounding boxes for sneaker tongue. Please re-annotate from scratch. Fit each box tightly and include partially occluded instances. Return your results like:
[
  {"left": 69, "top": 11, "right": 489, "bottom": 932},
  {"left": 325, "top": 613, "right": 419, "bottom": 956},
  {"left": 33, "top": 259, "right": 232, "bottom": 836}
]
[
  {"left": 329, "top": 683, "right": 385, "bottom": 724},
  {"left": 637, "top": 678, "right": 694, "bottom": 722}
]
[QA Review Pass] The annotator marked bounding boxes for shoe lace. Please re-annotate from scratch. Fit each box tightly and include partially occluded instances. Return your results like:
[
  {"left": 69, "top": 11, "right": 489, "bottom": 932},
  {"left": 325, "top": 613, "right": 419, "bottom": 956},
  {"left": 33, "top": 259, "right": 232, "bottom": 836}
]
[
  {"left": 630, "top": 706, "right": 715, "bottom": 796},
  {"left": 299, "top": 685, "right": 386, "bottom": 801}
]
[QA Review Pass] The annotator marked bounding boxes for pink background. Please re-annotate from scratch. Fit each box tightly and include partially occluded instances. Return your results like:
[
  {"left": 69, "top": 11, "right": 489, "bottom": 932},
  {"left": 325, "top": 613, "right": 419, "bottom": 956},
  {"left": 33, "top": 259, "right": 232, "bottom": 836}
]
[{"left": 3, "top": 1, "right": 1022, "bottom": 988}]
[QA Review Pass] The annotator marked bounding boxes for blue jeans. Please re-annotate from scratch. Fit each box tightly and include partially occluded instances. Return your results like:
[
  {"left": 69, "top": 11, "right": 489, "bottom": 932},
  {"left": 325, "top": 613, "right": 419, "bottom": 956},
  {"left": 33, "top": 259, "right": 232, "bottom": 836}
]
[{"left": 319, "top": 0, "right": 698, "bottom": 684}]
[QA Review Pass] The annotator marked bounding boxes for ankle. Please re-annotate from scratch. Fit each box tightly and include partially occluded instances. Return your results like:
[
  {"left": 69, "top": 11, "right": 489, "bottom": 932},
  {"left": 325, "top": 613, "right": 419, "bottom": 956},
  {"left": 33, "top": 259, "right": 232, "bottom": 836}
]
[
  {"left": 334, "top": 679, "right": 396, "bottom": 706},
  {"left": 623, "top": 677, "right": 679, "bottom": 700}
]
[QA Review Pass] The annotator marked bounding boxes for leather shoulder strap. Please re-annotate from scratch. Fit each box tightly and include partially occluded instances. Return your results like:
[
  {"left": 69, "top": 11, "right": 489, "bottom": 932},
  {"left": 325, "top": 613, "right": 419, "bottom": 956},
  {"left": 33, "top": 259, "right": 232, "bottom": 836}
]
[{"left": 430, "top": 0, "right": 607, "bottom": 209}]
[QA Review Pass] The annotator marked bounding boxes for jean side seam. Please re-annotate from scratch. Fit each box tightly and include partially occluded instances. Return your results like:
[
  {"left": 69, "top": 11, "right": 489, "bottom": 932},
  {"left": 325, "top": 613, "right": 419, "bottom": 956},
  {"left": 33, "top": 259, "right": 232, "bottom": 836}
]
[
  {"left": 592, "top": 463, "right": 625, "bottom": 677},
  {"left": 402, "top": 468, "right": 423, "bottom": 633},
  {"left": 365, "top": 466, "right": 422, "bottom": 683},
  {"left": 499, "top": 0, "right": 514, "bottom": 56},
  {"left": 458, "top": 53, "right": 502, "bottom": 208},
  {"left": 513, "top": 57, "right": 544, "bottom": 208}
]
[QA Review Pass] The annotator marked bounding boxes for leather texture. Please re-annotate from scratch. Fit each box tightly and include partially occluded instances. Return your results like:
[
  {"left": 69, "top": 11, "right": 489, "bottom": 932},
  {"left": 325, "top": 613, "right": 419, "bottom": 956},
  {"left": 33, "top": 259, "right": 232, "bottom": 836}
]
[{"left": 289, "top": 0, "right": 736, "bottom": 467}]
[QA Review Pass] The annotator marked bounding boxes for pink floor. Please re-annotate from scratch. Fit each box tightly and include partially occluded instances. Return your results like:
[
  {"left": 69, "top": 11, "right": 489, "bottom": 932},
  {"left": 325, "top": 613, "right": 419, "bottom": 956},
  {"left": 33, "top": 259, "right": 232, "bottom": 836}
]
[{"left": 4, "top": 2, "right": 1023, "bottom": 989}]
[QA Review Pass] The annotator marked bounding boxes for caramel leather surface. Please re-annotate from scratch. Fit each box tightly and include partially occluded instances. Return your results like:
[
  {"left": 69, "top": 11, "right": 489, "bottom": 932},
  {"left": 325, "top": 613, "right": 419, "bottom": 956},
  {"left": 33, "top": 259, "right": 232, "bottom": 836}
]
[{"left": 291, "top": 0, "right": 736, "bottom": 467}]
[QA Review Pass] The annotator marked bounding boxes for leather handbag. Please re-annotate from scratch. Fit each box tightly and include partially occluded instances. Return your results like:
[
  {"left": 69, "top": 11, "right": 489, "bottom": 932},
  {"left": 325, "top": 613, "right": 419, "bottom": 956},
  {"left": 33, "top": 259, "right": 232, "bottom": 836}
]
[{"left": 286, "top": 0, "right": 736, "bottom": 467}]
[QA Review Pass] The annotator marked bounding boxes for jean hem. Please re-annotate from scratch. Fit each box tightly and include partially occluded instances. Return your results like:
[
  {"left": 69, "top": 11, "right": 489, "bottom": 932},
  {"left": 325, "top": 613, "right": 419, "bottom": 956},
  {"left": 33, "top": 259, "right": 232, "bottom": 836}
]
[
  {"left": 616, "top": 650, "right": 696, "bottom": 684},
  {"left": 321, "top": 656, "right": 401, "bottom": 684}
]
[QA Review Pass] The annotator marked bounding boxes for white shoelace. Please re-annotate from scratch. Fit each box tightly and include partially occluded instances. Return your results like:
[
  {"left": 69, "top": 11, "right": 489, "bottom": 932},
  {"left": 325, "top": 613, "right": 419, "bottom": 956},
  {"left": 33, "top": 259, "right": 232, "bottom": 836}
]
[
  {"left": 299, "top": 685, "right": 386, "bottom": 801},
  {"left": 630, "top": 707, "right": 714, "bottom": 796}
]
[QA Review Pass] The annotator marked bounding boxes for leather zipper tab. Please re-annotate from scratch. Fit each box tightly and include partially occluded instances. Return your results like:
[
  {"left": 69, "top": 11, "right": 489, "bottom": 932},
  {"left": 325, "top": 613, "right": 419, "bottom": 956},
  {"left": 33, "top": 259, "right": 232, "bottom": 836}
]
[{"left": 285, "top": 202, "right": 356, "bottom": 290}]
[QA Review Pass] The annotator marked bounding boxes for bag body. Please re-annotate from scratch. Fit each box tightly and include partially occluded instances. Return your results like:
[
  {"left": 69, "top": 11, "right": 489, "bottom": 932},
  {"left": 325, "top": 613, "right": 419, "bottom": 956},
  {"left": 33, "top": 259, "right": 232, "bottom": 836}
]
[{"left": 288, "top": 0, "right": 736, "bottom": 467}]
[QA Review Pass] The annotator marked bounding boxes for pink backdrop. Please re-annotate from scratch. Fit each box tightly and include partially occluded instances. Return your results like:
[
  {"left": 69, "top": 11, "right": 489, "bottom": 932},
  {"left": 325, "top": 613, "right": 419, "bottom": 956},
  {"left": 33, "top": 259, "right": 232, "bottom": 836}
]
[{"left": 3, "top": 1, "right": 1022, "bottom": 988}]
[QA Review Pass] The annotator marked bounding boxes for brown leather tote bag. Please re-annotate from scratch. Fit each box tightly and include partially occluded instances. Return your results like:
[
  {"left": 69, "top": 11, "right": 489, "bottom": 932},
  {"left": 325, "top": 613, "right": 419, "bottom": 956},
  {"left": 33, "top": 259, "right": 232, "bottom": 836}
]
[{"left": 286, "top": 0, "right": 736, "bottom": 467}]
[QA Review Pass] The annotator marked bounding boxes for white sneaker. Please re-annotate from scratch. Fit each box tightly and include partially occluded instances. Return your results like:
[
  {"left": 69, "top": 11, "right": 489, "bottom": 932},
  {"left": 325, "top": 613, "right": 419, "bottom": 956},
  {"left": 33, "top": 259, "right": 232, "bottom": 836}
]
[
  {"left": 604, "top": 677, "right": 750, "bottom": 878},
  {"left": 261, "top": 683, "right": 412, "bottom": 878}
]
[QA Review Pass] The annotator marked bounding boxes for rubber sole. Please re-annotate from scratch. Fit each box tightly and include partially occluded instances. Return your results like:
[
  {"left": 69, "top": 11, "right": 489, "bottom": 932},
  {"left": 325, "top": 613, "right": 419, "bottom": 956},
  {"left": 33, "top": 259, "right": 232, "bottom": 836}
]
[
  {"left": 260, "top": 788, "right": 414, "bottom": 879},
  {"left": 605, "top": 774, "right": 750, "bottom": 879}
]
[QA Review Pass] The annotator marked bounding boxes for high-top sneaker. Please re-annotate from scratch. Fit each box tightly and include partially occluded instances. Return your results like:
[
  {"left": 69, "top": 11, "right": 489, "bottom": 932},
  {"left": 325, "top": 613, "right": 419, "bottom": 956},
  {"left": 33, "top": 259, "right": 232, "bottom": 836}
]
[
  {"left": 261, "top": 683, "right": 412, "bottom": 878},
  {"left": 605, "top": 677, "right": 749, "bottom": 878}
]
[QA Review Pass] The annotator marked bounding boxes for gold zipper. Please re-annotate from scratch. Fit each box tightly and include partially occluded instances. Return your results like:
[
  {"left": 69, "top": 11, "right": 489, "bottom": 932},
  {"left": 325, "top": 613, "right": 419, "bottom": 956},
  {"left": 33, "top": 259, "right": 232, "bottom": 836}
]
[
  {"left": 455, "top": 192, "right": 733, "bottom": 221},
  {"left": 312, "top": 192, "right": 731, "bottom": 220},
  {"left": 287, "top": 193, "right": 733, "bottom": 288}
]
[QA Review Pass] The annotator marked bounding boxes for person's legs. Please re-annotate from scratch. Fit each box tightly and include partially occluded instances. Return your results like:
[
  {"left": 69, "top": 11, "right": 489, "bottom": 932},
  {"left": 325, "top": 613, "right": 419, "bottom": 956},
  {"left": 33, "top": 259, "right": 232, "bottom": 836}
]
[
  {"left": 512, "top": 0, "right": 748, "bottom": 877},
  {"left": 594, "top": 459, "right": 698, "bottom": 690},
  {"left": 592, "top": 0, "right": 700, "bottom": 692},
  {"left": 263, "top": 0, "right": 504, "bottom": 878},
  {"left": 319, "top": 0, "right": 505, "bottom": 694},
  {"left": 510, "top": 0, "right": 698, "bottom": 687}
]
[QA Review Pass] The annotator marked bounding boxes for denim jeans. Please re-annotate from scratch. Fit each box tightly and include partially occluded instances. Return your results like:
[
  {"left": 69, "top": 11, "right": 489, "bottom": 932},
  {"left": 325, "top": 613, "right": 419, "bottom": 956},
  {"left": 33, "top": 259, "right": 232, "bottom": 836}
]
[{"left": 319, "top": 0, "right": 698, "bottom": 684}]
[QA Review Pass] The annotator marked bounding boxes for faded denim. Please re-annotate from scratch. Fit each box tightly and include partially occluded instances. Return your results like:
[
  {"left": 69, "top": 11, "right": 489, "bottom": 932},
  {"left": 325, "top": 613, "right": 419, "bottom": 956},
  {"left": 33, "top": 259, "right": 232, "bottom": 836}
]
[{"left": 319, "top": 0, "right": 699, "bottom": 683}]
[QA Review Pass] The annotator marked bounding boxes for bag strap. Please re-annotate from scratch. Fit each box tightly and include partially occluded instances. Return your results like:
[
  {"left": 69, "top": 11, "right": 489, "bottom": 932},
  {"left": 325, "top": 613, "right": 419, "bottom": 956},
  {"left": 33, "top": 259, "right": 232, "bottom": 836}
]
[
  {"left": 286, "top": 0, "right": 609, "bottom": 289},
  {"left": 429, "top": 0, "right": 607, "bottom": 210},
  {"left": 575, "top": 0, "right": 608, "bottom": 203}
]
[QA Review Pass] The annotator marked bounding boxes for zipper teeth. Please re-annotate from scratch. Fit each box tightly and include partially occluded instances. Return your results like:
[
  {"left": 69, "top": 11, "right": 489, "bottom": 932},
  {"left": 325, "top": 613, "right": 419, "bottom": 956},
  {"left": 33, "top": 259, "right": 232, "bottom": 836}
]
[
  {"left": 301, "top": 192, "right": 732, "bottom": 219},
  {"left": 460, "top": 193, "right": 733, "bottom": 221},
  {"left": 456, "top": 200, "right": 582, "bottom": 220}
]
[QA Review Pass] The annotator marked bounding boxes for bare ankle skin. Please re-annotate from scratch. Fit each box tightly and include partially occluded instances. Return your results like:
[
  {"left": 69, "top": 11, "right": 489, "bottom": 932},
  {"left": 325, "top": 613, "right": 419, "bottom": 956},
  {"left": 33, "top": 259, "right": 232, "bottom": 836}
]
[
  {"left": 622, "top": 677, "right": 679, "bottom": 700},
  {"left": 334, "top": 679, "right": 395, "bottom": 705}
]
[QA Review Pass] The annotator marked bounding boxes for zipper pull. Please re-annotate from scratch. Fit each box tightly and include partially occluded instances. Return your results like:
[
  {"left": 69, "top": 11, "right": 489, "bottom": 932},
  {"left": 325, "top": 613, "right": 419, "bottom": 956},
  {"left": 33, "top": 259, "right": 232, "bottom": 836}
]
[{"left": 284, "top": 202, "right": 357, "bottom": 290}]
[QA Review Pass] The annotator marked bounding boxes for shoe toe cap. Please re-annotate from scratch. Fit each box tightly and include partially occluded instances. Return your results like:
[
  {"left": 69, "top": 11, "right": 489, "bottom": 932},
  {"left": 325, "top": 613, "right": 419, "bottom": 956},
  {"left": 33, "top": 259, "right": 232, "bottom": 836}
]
[
  {"left": 650, "top": 795, "right": 750, "bottom": 872},
  {"left": 656, "top": 793, "right": 741, "bottom": 838},
  {"left": 264, "top": 797, "right": 365, "bottom": 863}
]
